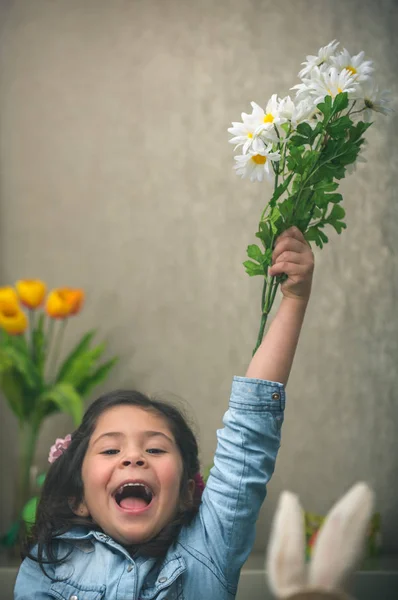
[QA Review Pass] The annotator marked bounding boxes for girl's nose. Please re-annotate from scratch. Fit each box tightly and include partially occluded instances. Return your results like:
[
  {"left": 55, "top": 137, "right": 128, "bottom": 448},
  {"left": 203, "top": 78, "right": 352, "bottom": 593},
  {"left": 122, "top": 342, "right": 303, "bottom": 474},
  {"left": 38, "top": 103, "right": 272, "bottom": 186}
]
[{"left": 121, "top": 457, "right": 146, "bottom": 467}]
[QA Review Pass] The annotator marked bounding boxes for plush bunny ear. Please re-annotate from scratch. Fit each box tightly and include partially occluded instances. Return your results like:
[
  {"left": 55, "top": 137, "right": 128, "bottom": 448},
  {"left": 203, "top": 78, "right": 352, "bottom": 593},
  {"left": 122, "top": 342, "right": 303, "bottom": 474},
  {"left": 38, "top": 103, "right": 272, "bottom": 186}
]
[
  {"left": 309, "top": 482, "right": 374, "bottom": 591},
  {"left": 266, "top": 491, "right": 307, "bottom": 598}
]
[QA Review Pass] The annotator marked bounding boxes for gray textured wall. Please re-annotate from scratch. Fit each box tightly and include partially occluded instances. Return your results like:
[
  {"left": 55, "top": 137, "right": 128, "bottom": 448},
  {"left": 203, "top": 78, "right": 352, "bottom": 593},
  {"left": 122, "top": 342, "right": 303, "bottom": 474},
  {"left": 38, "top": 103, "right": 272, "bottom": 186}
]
[{"left": 0, "top": 0, "right": 397, "bottom": 556}]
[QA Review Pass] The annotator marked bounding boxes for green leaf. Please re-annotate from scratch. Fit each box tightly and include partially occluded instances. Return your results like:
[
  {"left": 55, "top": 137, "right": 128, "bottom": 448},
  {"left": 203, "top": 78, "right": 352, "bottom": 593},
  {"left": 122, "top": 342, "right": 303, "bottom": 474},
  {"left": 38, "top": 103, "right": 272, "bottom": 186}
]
[
  {"left": 0, "top": 346, "right": 41, "bottom": 391},
  {"left": 305, "top": 226, "right": 329, "bottom": 249},
  {"left": 255, "top": 222, "right": 272, "bottom": 249},
  {"left": 332, "top": 92, "right": 349, "bottom": 114},
  {"left": 317, "top": 95, "right": 332, "bottom": 121},
  {"left": 0, "top": 369, "right": 26, "bottom": 420},
  {"left": 56, "top": 330, "right": 97, "bottom": 382},
  {"left": 327, "top": 115, "right": 353, "bottom": 139},
  {"left": 59, "top": 344, "right": 106, "bottom": 389},
  {"left": 296, "top": 122, "right": 313, "bottom": 141},
  {"left": 349, "top": 121, "right": 372, "bottom": 143},
  {"left": 21, "top": 496, "right": 39, "bottom": 528},
  {"left": 77, "top": 358, "right": 118, "bottom": 398},
  {"left": 40, "top": 382, "right": 83, "bottom": 425},
  {"left": 328, "top": 204, "right": 346, "bottom": 221},
  {"left": 0, "top": 520, "right": 20, "bottom": 548},
  {"left": 270, "top": 173, "right": 294, "bottom": 203},
  {"left": 243, "top": 260, "right": 265, "bottom": 277},
  {"left": 36, "top": 473, "right": 46, "bottom": 487},
  {"left": 269, "top": 205, "right": 283, "bottom": 235},
  {"left": 247, "top": 244, "right": 264, "bottom": 264}
]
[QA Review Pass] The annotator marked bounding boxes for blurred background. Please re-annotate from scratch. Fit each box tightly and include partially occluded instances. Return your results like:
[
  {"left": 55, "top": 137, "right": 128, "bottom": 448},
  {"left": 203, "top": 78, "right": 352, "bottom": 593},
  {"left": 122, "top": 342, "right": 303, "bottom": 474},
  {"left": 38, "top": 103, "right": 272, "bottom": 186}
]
[{"left": 0, "top": 0, "right": 397, "bottom": 559}]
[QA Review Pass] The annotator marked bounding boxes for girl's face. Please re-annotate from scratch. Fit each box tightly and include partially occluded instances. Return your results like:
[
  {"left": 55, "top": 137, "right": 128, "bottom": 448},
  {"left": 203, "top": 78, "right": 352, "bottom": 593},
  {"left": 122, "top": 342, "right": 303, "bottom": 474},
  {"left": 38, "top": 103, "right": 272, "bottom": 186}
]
[{"left": 78, "top": 405, "right": 190, "bottom": 546}]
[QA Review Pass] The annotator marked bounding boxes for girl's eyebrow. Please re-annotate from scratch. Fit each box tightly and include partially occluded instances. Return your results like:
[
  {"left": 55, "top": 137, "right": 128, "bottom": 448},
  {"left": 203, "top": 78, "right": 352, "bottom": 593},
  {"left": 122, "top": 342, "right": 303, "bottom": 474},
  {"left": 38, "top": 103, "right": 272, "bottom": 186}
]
[{"left": 92, "top": 430, "right": 174, "bottom": 447}]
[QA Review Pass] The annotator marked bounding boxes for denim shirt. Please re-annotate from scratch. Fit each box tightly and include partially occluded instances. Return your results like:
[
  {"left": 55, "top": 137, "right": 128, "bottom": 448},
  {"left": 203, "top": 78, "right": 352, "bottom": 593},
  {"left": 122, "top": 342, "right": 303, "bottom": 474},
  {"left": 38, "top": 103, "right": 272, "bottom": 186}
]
[{"left": 14, "top": 376, "right": 285, "bottom": 600}]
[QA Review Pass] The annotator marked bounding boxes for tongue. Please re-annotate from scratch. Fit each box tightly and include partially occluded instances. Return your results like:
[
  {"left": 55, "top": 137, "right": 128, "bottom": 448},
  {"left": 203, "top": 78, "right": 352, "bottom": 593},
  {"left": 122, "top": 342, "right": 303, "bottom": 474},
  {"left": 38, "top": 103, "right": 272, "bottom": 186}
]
[{"left": 120, "top": 497, "right": 147, "bottom": 510}]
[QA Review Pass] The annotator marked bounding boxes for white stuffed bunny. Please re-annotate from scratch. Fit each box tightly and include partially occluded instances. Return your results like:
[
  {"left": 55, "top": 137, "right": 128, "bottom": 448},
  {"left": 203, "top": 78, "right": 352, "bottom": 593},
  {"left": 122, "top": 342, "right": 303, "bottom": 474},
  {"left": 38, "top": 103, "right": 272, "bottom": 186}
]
[{"left": 266, "top": 482, "right": 375, "bottom": 600}]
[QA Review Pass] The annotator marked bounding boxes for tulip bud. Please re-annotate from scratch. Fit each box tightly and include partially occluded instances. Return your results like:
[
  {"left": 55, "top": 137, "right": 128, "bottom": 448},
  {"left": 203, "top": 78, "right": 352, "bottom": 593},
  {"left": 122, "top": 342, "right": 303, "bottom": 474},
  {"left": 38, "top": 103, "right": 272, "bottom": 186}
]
[
  {"left": 16, "top": 279, "right": 47, "bottom": 309},
  {"left": 0, "top": 305, "right": 28, "bottom": 335},
  {"left": 0, "top": 286, "right": 19, "bottom": 312},
  {"left": 45, "top": 289, "right": 72, "bottom": 319}
]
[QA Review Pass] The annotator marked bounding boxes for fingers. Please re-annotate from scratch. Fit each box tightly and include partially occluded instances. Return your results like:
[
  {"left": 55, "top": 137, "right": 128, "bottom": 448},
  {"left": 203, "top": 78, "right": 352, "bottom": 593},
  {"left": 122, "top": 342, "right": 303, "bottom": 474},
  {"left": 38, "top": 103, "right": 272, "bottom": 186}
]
[
  {"left": 272, "top": 233, "right": 313, "bottom": 264},
  {"left": 276, "top": 226, "right": 307, "bottom": 244},
  {"left": 269, "top": 261, "right": 313, "bottom": 278}
]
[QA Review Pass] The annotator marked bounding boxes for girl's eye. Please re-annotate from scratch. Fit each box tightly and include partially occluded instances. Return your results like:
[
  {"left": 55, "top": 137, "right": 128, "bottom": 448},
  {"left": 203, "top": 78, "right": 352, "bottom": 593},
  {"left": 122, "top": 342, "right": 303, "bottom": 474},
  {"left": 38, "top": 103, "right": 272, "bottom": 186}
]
[
  {"left": 146, "top": 448, "right": 166, "bottom": 454},
  {"left": 101, "top": 449, "right": 120, "bottom": 455}
]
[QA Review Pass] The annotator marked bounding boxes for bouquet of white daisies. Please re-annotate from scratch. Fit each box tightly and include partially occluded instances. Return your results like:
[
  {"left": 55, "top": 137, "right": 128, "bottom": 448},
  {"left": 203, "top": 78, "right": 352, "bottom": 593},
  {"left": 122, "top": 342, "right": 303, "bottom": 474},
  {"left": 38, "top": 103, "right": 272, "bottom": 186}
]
[{"left": 228, "top": 40, "right": 392, "bottom": 353}]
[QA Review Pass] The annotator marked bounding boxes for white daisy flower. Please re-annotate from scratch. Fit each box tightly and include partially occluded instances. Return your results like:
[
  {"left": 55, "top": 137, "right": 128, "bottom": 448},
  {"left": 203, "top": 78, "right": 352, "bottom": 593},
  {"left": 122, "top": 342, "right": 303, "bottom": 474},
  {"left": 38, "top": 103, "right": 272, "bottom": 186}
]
[
  {"left": 228, "top": 100, "right": 279, "bottom": 154},
  {"left": 228, "top": 119, "right": 257, "bottom": 154},
  {"left": 298, "top": 40, "right": 340, "bottom": 79},
  {"left": 355, "top": 79, "right": 393, "bottom": 121},
  {"left": 278, "top": 95, "right": 317, "bottom": 129},
  {"left": 234, "top": 145, "right": 281, "bottom": 182},
  {"left": 331, "top": 48, "right": 373, "bottom": 82},
  {"left": 294, "top": 66, "right": 358, "bottom": 106},
  {"left": 251, "top": 96, "right": 287, "bottom": 137}
]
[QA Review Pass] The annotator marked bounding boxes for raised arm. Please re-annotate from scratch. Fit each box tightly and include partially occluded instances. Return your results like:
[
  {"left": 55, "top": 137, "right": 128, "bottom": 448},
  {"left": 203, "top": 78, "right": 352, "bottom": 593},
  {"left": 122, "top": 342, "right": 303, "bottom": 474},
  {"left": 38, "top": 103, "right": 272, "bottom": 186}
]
[{"left": 246, "top": 226, "right": 314, "bottom": 385}]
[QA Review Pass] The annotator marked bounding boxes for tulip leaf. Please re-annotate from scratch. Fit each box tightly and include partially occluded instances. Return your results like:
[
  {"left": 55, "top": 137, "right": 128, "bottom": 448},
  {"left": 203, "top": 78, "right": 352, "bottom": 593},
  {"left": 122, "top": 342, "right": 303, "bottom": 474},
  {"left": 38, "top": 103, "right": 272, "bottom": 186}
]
[
  {"left": 0, "top": 346, "right": 41, "bottom": 391},
  {"left": 76, "top": 357, "right": 118, "bottom": 399},
  {"left": 40, "top": 382, "right": 83, "bottom": 425},
  {"left": 58, "top": 344, "right": 106, "bottom": 389},
  {"left": 0, "top": 368, "right": 26, "bottom": 420},
  {"left": 56, "top": 330, "right": 96, "bottom": 382},
  {"left": 21, "top": 496, "right": 39, "bottom": 529}
]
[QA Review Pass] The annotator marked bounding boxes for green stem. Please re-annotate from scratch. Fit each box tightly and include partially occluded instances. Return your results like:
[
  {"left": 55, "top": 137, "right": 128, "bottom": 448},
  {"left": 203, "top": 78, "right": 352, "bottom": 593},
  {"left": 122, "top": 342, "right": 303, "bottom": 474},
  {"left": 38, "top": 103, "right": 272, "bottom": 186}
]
[
  {"left": 252, "top": 273, "right": 281, "bottom": 356},
  {"left": 16, "top": 419, "right": 40, "bottom": 521},
  {"left": 29, "top": 309, "right": 36, "bottom": 361},
  {"left": 48, "top": 319, "right": 68, "bottom": 382}
]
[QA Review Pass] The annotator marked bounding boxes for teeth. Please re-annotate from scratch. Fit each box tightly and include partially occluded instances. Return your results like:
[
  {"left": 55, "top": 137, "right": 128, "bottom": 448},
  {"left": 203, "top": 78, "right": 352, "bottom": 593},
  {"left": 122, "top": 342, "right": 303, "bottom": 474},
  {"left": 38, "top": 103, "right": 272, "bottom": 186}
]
[{"left": 117, "top": 482, "right": 151, "bottom": 495}]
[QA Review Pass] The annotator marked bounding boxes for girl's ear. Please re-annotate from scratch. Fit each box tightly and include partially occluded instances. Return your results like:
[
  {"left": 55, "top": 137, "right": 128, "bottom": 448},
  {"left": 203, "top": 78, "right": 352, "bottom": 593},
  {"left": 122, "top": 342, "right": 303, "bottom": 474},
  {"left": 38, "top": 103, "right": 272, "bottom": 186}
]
[
  {"left": 309, "top": 482, "right": 374, "bottom": 592},
  {"left": 71, "top": 499, "right": 90, "bottom": 517},
  {"left": 266, "top": 491, "right": 307, "bottom": 598}
]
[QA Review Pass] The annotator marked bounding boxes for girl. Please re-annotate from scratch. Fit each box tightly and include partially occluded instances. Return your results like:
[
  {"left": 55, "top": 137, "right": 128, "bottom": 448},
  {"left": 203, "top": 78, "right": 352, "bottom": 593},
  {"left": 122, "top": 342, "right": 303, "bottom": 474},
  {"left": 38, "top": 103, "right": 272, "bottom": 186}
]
[{"left": 14, "top": 226, "right": 314, "bottom": 600}]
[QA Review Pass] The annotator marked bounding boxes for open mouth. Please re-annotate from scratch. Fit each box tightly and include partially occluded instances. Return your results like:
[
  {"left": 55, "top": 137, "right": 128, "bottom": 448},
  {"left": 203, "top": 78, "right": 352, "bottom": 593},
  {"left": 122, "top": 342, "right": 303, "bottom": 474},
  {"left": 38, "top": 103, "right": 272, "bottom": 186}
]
[{"left": 114, "top": 483, "right": 153, "bottom": 511}]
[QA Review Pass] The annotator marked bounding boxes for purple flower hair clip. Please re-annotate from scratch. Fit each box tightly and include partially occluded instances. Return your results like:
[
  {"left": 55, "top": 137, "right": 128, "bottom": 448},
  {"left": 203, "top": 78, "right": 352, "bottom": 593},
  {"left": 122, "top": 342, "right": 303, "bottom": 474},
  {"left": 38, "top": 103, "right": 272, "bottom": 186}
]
[{"left": 48, "top": 434, "right": 72, "bottom": 463}]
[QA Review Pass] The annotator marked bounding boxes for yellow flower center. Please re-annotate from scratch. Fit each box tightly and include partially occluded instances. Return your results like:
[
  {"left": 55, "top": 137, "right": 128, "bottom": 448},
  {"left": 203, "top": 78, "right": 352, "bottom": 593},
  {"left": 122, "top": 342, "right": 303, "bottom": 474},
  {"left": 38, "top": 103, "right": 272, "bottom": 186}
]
[
  {"left": 263, "top": 113, "right": 274, "bottom": 123},
  {"left": 247, "top": 132, "right": 253, "bottom": 138},
  {"left": 345, "top": 65, "right": 357, "bottom": 76},
  {"left": 251, "top": 154, "right": 267, "bottom": 165}
]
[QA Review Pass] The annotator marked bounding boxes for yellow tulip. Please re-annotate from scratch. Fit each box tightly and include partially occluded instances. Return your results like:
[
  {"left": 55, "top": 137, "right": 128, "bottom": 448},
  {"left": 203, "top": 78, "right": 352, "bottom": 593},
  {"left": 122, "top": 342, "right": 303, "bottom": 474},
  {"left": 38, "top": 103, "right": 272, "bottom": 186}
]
[
  {"left": 65, "top": 288, "right": 85, "bottom": 315},
  {"left": 16, "top": 279, "right": 47, "bottom": 309},
  {"left": 45, "top": 289, "right": 73, "bottom": 319},
  {"left": 0, "top": 286, "right": 19, "bottom": 312},
  {"left": 46, "top": 287, "right": 85, "bottom": 319},
  {"left": 0, "top": 305, "right": 28, "bottom": 335}
]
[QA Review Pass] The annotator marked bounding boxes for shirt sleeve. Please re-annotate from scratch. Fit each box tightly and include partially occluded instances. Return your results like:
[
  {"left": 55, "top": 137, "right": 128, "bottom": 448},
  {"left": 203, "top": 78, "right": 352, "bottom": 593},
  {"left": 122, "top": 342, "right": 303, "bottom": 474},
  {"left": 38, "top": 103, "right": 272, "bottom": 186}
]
[
  {"left": 198, "top": 376, "right": 285, "bottom": 589},
  {"left": 14, "top": 556, "right": 54, "bottom": 599}
]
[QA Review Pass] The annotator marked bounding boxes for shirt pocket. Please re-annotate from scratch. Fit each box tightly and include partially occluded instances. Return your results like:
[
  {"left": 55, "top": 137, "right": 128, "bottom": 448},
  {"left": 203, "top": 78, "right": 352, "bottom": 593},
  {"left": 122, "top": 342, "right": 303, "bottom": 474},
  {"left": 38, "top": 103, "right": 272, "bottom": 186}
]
[
  {"left": 139, "top": 578, "right": 184, "bottom": 600},
  {"left": 49, "top": 580, "right": 106, "bottom": 600}
]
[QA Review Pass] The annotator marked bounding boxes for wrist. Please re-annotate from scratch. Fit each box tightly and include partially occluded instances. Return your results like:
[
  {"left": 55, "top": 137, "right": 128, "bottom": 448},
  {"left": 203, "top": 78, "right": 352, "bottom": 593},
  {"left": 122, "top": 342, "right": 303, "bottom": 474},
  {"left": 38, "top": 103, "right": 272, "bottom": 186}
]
[{"left": 280, "top": 295, "right": 310, "bottom": 310}]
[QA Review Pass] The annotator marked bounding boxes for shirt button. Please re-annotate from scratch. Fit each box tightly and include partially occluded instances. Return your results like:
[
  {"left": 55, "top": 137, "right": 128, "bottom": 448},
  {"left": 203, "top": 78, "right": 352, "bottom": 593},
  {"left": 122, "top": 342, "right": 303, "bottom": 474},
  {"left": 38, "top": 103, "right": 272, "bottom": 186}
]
[
  {"left": 127, "top": 564, "right": 134, "bottom": 572},
  {"left": 70, "top": 596, "right": 79, "bottom": 600},
  {"left": 158, "top": 576, "right": 167, "bottom": 583},
  {"left": 272, "top": 392, "right": 280, "bottom": 400}
]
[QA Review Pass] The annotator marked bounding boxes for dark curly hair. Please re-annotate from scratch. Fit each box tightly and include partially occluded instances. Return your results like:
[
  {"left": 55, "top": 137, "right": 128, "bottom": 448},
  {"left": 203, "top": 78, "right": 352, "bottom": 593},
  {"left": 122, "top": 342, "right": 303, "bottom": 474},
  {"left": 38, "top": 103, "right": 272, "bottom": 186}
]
[{"left": 23, "top": 389, "right": 201, "bottom": 569}]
